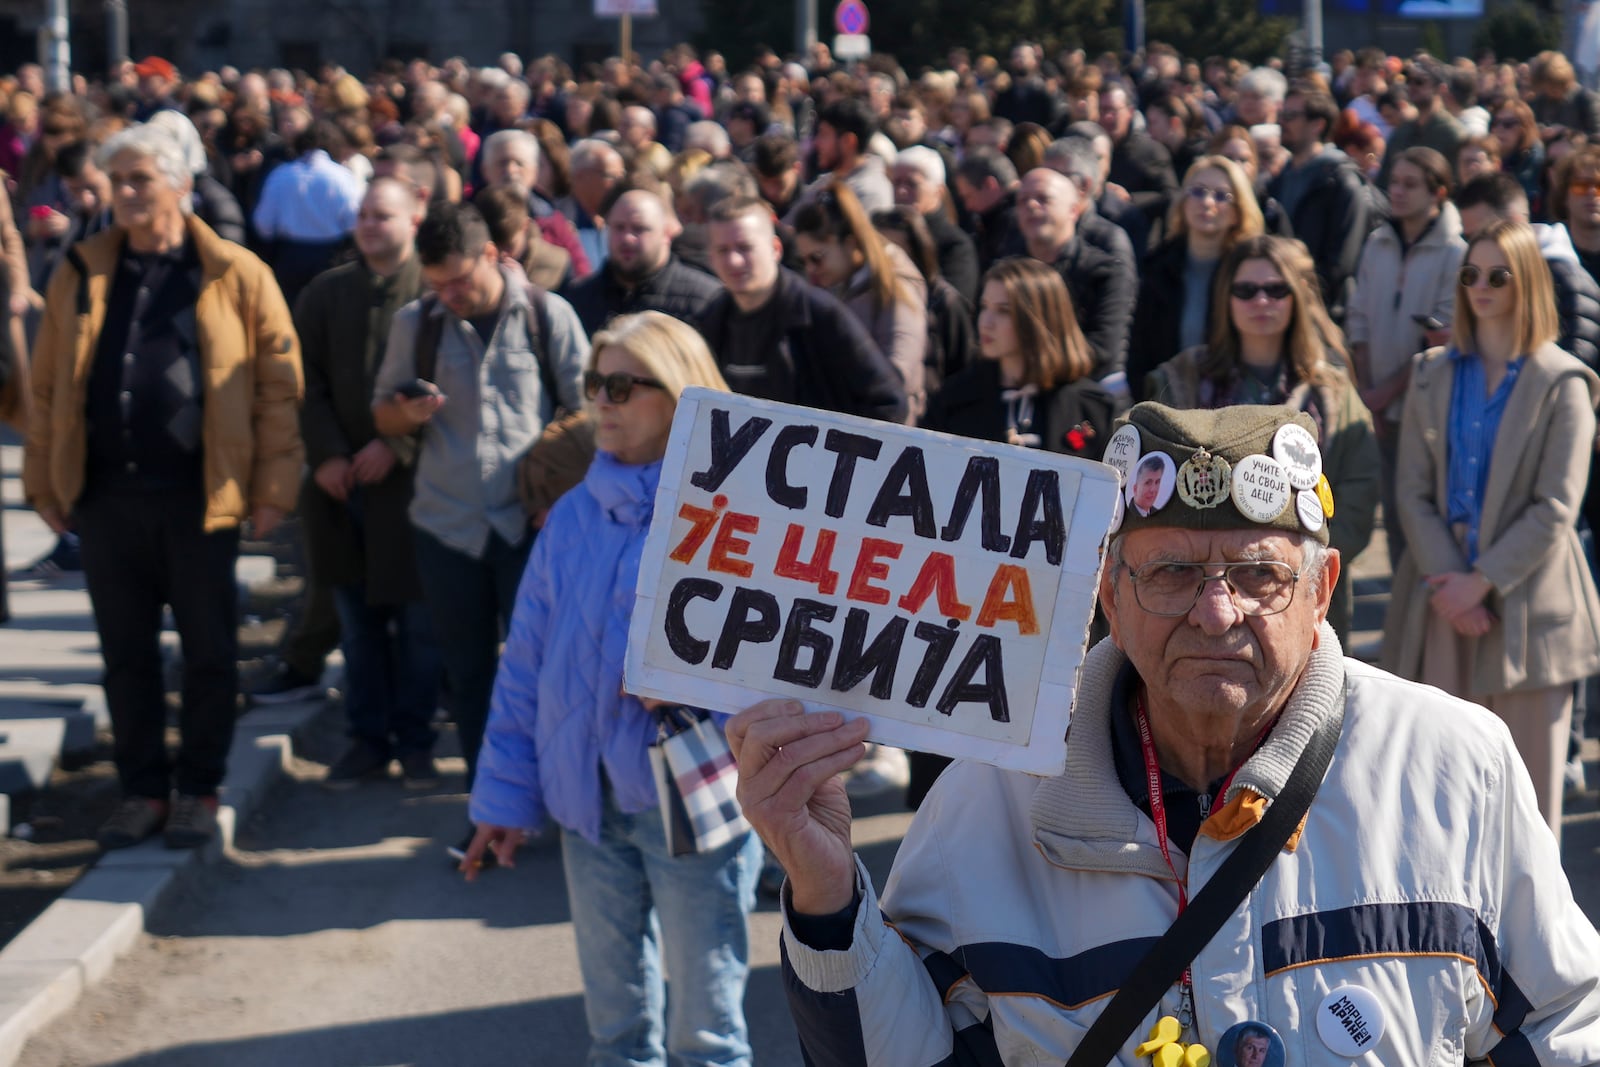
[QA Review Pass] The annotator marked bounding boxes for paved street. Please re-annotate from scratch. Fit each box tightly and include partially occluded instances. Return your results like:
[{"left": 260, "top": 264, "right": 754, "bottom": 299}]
[{"left": 12, "top": 707, "right": 914, "bottom": 1067}]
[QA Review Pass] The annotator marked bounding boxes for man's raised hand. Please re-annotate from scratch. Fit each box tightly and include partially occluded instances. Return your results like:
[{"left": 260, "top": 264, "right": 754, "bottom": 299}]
[{"left": 728, "top": 699, "right": 870, "bottom": 915}]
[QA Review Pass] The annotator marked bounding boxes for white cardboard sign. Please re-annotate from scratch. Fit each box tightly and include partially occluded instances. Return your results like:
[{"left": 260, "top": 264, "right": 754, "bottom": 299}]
[{"left": 624, "top": 389, "right": 1122, "bottom": 776}]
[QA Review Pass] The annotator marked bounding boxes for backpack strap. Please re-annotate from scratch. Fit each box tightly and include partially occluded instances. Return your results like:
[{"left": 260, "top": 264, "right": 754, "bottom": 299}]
[
  {"left": 414, "top": 293, "right": 444, "bottom": 383},
  {"left": 523, "top": 282, "right": 563, "bottom": 416},
  {"left": 416, "top": 284, "right": 562, "bottom": 412}
]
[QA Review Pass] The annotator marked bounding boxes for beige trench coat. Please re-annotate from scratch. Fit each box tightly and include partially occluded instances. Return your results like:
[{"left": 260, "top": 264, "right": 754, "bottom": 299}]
[{"left": 1382, "top": 342, "right": 1600, "bottom": 696}]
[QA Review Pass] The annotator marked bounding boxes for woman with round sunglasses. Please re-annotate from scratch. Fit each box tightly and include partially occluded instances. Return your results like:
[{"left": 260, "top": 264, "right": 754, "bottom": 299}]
[
  {"left": 1145, "top": 234, "right": 1379, "bottom": 641},
  {"left": 793, "top": 181, "right": 927, "bottom": 422},
  {"left": 1383, "top": 219, "right": 1600, "bottom": 842},
  {"left": 1127, "top": 155, "right": 1264, "bottom": 398},
  {"left": 464, "top": 312, "right": 765, "bottom": 1066}
]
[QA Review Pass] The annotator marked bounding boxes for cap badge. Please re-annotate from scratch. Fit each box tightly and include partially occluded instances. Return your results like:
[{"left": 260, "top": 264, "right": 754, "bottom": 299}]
[{"left": 1177, "top": 448, "right": 1232, "bottom": 510}]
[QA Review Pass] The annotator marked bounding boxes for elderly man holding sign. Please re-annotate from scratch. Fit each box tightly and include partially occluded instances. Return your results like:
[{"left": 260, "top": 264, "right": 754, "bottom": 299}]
[{"left": 730, "top": 403, "right": 1600, "bottom": 1066}]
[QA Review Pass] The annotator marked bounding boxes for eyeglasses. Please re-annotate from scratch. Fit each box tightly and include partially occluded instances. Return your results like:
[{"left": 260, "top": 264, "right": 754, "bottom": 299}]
[
  {"left": 1492, "top": 117, "right": 1522, "bottom": 130},
  {"left": 583, "top": 370, "right": 666, "bottom": 403},
  {"left": 1185, "top": 185, "right": 1236, "bottom": 205},
  {"left": 1459, "top": 264, "right": 1514, "bottom": 288},
  {"left": 1571, "top": 181, "right": 1600, "bottom": 198},
  {"left": 1279, "top": 109, "right": 1306, "bottom": 121},
  {"left": 1230, "top": 280, "right": 1293, "bottom": 301},
  {"left": 1126, "top": 560, "right": 1302, "bottom": 617}
]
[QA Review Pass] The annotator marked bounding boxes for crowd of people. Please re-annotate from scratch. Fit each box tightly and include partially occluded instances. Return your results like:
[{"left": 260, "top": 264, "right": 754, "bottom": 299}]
[{"left": 0, "top": 34, "right": 1598, "bottom": 1065}]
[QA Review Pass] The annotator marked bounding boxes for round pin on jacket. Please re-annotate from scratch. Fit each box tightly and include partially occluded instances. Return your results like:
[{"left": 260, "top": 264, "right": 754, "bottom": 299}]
[
  {"left": 1230, "top": 454, "right": 1292, "bottom": 523},
  {"left": 1216, "top": 1020, "right": 1284, "bottom": 1067},
  {"left": 1316, "top": 985, "right": 1385, "bottom": 1057},
  {"left": 1271, "top": 423, "right": 1323, "bottom": 490}
]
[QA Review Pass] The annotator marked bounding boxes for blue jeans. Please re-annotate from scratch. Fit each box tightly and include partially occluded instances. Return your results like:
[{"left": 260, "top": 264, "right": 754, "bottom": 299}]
[
  {"left": 411, "top": 527, "right": 531, "bottom": 792},
  {"left": 560, "top": 790, "right": 762, "bottom": 1067},
  {"left": 331, "top": 586, "right": 440, "bottom": 755}
]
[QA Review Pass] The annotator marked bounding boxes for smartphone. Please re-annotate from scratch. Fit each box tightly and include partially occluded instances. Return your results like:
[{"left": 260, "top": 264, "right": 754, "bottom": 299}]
[
  {"left": 1411, "top": 314, "right": 1446, "bottom": 332},
  {"left": 395, "top": 378, "right": 441, "bottom": 400}
]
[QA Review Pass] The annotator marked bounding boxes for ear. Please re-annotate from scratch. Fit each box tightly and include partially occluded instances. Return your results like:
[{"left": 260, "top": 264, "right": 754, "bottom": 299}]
[
  {"left": 1098, "top": 556, "right": 1125, "bottom": 649},
  {"left": 1308, "top": 547, "right": 1341, "bottom": 644}
]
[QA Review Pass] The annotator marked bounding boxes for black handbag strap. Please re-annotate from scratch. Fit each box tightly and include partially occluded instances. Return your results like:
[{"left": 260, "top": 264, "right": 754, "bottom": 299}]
[{"left": 1064, "top": 689, "right": 1345, "bottom": 1067}]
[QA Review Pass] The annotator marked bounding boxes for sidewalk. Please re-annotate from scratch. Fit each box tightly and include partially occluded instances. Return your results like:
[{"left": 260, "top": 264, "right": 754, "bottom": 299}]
[{"left": 0, "top": 438, "right": 334, "bottom": 1066}]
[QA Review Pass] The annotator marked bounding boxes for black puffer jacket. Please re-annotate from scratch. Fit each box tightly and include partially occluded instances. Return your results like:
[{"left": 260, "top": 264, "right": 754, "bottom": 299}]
[
  {"left": 1547, "top": 254, "right": 1600, "bottom": 372},
  {"left": 561, "top": 255, "right": 724, "bottom": 337}
]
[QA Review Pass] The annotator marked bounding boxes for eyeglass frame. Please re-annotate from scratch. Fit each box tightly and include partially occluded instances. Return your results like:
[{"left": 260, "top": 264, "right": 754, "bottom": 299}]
[
  {"left": 1459, "top": 264, "right": 1514, "bottom": 289},
  {"left": 1123, "top": 559, "right": 1306, "bottom": 617},
  {"left": 1184, "top": 185, "right": 1236, "bottom": 205},
  {"left": 583, "top": 369, "right": 667, "bottom": 404}
]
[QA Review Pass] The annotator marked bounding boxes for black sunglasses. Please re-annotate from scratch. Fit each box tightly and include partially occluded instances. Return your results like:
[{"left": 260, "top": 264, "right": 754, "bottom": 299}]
[
  {"left": 1229, "top": 281, "right": 1293, "bottom": 301},
  {"left": 1459, "top": 264, "right": 1514, "bottom": 289},
  {"left": 583, "top": 370, "right": 667, "bottom": 403}
]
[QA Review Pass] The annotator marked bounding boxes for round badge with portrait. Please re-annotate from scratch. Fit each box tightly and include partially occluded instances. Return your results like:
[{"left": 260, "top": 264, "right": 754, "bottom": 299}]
[
  {"left": 1216, "top": 1020, "right": 1286, "bottom": 1067},
  {"left": 1125, "top": 451, "right": 1177, "bottom": 518}
]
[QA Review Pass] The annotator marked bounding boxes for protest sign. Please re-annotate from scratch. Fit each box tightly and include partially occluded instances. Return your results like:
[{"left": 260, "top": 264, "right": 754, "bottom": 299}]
[{"left": 624, "top": 388, "right": 1122, "bottom": 775}]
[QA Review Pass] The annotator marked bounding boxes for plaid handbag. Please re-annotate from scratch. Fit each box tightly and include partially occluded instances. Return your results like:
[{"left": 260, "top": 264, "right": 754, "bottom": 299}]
[{"left": 648, "top": 704, "right": 751, "bottom": 856}]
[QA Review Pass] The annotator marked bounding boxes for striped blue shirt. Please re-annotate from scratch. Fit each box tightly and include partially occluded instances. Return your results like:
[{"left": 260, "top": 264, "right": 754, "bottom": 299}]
[{"left": 1445, "top": 348, "right": 1524, "bottom": 562}]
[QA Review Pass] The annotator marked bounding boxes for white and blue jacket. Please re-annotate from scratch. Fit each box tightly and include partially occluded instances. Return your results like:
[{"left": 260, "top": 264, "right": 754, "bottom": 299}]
[{"left": 781, "top": 629, "right": 1600, "bottom": 1065}]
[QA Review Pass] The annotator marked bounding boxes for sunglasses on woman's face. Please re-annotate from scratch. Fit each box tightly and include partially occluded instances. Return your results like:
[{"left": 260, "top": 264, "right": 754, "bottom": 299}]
[
  {"left": 583, "top": 370, "right": 667, "bottom": 404},
  {"left": 1229, "top": 281, "right": 1293, "bottom": 301},
  {"left": 1492, "top": 117, "right": 1521, "bottom": 130},
  {"left": 1459, "top": 264, "right": 1514, "bottom": 289},
  {"left": 1184, "top": 185, "right": 1235, "bottom": 205}
]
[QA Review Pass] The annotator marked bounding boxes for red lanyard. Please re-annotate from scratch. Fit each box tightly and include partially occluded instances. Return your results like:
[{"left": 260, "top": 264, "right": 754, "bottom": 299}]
[{"left": 1133, "top": 698, "right": 1270, "bottom": 910}]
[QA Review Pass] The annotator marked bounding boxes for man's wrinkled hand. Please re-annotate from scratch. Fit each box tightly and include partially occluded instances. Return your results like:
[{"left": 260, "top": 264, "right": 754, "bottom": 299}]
[{"left": 729, "top": 699, "right": 869, "bottom": 915}]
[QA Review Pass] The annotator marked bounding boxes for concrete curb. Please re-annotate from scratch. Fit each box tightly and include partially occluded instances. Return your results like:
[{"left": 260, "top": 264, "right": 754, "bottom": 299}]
[{"left": 0, "top": 696, "right": 334, "bottom": 1067}]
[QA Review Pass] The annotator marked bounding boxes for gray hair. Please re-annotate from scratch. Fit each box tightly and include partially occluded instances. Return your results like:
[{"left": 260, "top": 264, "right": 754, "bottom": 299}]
[
  {"left": 685, "top": 120, "right": 731, "bottom": 158},
  {"left": 96, "top": 124, "right": 194, "bottom": 211},
  {"left": 475, "top": 67, "right": 511, "bottom": 91},
  {"left": 895, "top": 145, "right": 945, "bottom": 186},
  {"left": 569, "top": 138, "right": 622, "bottom": 173},
  {"left": 144, "top": 109, "right": 208, "bottom": 176},
  {"left": 1239, "top": 67, "right": 1289, "bottom": 104},
  {"left": 1044, "top": 136, "right": 1101, "bottom": 192},
  {"left": 482, "top": 128, "right": 539, "bottom": 172}
]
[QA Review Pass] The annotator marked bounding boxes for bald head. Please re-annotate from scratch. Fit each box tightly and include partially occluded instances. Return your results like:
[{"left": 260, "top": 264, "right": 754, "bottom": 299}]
[
  {"left": 1016, "top": 167, "right": 1084, "bottom": 260},
  {"left": 607, "top": 188, "right": 675, "bottom": 281}
]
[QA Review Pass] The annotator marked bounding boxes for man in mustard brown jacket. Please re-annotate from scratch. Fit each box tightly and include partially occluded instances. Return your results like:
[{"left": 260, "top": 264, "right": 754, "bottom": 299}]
[{"left": 23, "top": 124, "right": 304, "bottom": 850}]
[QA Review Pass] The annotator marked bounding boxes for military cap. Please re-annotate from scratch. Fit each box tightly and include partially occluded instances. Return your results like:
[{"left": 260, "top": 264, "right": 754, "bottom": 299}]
[{"left": 1101, "top": 402, "right": 1333, "bottom": 545}]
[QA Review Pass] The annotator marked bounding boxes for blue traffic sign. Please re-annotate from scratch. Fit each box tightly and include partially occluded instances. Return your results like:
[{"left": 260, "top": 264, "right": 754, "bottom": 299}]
[{"left": 834, "top": 0, "right": 869, "bottom": 36}]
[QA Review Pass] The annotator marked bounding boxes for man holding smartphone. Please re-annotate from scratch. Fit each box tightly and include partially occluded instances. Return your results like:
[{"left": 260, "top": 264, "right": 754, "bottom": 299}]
[
  {"left": 1345, "top": 146, "right": 1466, "bottom": 568},
  {"left": 372, "top": 202, "right": 588, "bottom": 862}
]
